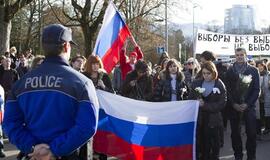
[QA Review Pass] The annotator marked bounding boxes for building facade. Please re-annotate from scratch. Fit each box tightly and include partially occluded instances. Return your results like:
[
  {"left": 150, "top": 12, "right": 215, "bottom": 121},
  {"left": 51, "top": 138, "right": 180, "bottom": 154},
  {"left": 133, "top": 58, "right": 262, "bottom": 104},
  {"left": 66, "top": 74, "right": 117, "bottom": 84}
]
[{"left": 224, "top": 5, "right": 255, "bottom": 34}]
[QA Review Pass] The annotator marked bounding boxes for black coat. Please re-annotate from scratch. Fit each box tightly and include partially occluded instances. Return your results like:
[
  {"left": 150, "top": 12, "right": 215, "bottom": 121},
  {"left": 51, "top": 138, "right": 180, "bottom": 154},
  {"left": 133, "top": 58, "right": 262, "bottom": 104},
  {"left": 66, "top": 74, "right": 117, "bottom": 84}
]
[
  {"left": 83, "top": 71, "right": 114, "bottom": 93},
  {"left": 189, "top": 79, "right": 227, "bottom": 127},
  {"left": 153, "top": 73, "right": 188, "bottom": 101},
  {"left": 121, "top": 70, "right": 153, "bottom": 101},
  {"left": 225, "top": 63, "right": 260, "bottom": 108}
]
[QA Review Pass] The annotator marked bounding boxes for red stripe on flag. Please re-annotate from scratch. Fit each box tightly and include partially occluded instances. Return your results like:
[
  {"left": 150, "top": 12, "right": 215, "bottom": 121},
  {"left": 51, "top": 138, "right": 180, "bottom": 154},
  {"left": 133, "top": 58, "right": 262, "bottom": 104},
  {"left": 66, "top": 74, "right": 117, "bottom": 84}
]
[
  {"left": 93, "top": 131, "right": 193, "bottom": 160},
  {"left": 101, "top": 25, "right": 131, "bottom": 73}
]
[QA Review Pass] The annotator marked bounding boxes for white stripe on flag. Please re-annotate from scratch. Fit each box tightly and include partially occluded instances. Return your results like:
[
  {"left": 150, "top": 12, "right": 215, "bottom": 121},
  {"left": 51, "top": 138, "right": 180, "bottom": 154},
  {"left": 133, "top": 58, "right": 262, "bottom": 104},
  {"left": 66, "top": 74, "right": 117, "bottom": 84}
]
[{"left": 96, "top": 90, "right": 199, "bottom": 125}]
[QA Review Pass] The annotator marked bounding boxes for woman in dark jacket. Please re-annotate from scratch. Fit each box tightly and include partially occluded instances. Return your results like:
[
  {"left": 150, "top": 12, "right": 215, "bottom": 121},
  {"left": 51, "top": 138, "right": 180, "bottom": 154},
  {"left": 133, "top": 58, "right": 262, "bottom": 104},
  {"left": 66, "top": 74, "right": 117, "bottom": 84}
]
[
  {"left": 82, "top": 55, "right": 114, "bottom": 160},
  {"left": 83, "top": 55, "right": 114, "bottom": 93},
  {"left": 153, "top": 59, "right": 188, "bottom": 101},
  {"left": 189, "top": 61, "right": 226, "bottom": 160}
]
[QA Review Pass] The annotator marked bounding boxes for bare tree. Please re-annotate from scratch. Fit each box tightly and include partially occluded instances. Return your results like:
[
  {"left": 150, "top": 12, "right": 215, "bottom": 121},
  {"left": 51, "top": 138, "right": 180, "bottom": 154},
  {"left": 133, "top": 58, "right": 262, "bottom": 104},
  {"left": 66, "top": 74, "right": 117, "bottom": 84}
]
[
  {"left": 0, "top": 0, "right": 34, "bottom": 53},
  {"left": 119, "top": 0, "right": 163, "bottom": 39},
  {"left": 47, "top": 0, "right": 111, "bottom": 57}
]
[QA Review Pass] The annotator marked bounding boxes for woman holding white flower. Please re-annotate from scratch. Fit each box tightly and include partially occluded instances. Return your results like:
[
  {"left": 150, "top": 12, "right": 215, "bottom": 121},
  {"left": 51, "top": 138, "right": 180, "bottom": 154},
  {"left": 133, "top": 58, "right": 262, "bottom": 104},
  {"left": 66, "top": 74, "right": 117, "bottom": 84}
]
[
  {"left": 188, "top": 61, "right": 226, "bottom": 160},
  {"left": 153, "top": 59, "right": 188, "bottom": 101}
]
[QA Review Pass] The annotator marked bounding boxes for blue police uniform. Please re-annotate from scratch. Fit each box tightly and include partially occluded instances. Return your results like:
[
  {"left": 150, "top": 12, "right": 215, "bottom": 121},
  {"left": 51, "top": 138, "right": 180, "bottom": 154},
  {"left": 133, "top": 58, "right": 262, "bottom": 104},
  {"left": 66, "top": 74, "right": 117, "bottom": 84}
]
[{"left": 3, "top": 56, "right": 99, "bottom": 157}]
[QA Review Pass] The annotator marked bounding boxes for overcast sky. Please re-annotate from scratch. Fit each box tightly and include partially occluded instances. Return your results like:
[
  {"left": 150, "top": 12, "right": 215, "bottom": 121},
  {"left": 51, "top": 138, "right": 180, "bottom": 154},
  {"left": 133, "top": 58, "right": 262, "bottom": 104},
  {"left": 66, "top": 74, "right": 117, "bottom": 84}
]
[{"left": 169, "top": 0, "right": 270, "bottom": 29}]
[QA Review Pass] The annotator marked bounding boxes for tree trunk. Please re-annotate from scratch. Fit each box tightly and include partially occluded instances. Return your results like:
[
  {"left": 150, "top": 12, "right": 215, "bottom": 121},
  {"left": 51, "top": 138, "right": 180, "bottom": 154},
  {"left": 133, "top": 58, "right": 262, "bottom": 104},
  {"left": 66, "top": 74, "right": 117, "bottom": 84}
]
[
  {"left": 24, "top": 15, "right": 34, "bottom": 50},
  {"left": 81, "top": 24, "right": 94, "bottom": 58},
  {"left": 0, "top": 6, "right": 11, "bottom": 54},
  {"left": 24, "top": 2, "right": 36, "bottom": 51}
]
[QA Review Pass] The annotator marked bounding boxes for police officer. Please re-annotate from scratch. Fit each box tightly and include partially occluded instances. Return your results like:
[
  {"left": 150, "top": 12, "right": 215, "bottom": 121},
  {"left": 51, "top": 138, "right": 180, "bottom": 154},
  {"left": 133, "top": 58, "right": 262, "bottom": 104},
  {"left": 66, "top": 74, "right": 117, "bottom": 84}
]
[{"left": 3, "top": 24, "right": 99, "bottom": 160}]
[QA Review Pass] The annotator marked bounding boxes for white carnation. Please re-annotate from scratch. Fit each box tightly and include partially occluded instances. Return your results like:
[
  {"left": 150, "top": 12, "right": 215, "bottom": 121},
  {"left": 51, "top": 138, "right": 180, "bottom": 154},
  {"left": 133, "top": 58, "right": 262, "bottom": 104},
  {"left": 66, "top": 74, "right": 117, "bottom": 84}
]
[
  {"left": 242, "top": 74, "right": 252, "bottom": 84},
  {"left": 195, "top": 87, "right": 205, "bottom": 94},
  {"left": 213, "top": 87, "right": 221, "bottom": 94}
]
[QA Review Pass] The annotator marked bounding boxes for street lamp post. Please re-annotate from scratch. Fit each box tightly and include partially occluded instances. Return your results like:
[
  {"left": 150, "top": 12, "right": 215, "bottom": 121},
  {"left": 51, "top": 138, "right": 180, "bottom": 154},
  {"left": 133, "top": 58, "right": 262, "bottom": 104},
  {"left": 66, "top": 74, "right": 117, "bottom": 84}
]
[
  {"left": 192, "top": 3, "right": 198, "bottom": 60},
  {"left": 165, "top": 0, "right": 168, "bottom": 53},
  {"left": 192, "top": 3, "right": 199, "bottom": 80}
]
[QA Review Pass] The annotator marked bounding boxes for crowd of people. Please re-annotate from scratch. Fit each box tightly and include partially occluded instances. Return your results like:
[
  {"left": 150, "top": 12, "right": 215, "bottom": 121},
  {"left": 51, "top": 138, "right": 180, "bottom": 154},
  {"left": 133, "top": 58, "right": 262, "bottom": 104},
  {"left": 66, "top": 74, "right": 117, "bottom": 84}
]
[{"left": 0, "top": 24, "right": 269, "bottom": 160}]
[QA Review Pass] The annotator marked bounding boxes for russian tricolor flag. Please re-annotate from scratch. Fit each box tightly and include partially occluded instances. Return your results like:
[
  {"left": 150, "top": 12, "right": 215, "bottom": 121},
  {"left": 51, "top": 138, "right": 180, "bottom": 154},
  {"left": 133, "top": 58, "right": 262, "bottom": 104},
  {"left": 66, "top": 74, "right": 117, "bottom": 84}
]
[
  {"left": 94, "top": 90, "right": 199, "bottom": 160},
  {"left": 93, "top": 1, "right": 132, "bottom": 73}
]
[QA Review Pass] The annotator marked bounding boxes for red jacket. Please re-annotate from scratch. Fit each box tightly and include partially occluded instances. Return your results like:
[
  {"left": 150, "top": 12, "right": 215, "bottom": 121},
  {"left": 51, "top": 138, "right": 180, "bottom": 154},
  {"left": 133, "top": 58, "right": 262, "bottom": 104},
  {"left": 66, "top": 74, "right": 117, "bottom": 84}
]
[{"left": 120, "top": 46, "right": 143, "bottom": 80}]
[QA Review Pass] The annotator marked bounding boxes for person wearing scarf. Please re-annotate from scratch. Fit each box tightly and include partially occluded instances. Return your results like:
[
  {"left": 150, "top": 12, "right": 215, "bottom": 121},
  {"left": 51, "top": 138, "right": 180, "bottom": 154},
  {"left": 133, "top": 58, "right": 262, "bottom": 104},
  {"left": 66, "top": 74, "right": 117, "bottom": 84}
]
[{"left": 225, "top": 48, "right": 260, "bottom": 160}]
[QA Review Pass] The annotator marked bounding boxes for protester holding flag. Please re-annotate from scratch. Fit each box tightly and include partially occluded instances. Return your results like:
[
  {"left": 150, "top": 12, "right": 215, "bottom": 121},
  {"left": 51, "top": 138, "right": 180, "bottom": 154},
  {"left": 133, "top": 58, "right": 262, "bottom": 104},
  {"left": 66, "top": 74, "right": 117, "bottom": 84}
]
[
  {"left": 189, "top": 61, "right": 226, "bottom": 160},
  {"left": 153, "top": 58, "right": 188, "bottom": 102},
  {"left": 93, "top": 1, "right": 138, "bottom": 74},
  {"left": 120, "top": 37, "right": 143, "bottom": 80},
  {"left": 122, "top": 59, "right": 153, "bottom": 101}
]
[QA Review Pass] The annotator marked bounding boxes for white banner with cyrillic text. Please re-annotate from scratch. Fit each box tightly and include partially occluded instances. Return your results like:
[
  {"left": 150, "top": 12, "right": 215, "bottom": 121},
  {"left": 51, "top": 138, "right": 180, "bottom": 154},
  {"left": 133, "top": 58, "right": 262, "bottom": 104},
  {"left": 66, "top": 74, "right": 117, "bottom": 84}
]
[{"left": 195, "top": 29, "right": 270, "bottom": 55}]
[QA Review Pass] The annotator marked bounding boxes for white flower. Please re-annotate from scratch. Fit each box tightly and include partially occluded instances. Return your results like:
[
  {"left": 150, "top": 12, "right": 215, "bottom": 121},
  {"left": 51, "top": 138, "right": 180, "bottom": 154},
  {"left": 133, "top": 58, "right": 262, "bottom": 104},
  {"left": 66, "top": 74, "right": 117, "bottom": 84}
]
[
  {"left": 213, "top": 88, "right": 221, "bottom": 94},
  {"left": 195, "top": 87, "right": 205, "bottom": 94},
  {"left": 241, "top": 74, "right": 252, "bottom": 84},
  {"left": 181, "top": 88, "right": 187, "bottom": 92}
]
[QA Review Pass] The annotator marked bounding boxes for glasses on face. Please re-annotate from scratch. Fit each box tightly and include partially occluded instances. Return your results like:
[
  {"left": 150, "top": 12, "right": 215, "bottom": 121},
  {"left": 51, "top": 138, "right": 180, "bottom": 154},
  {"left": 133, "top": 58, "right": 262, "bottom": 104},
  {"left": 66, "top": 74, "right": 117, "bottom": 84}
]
[{"left": 187, "top": 62, "right": 193, "bottom": 65}]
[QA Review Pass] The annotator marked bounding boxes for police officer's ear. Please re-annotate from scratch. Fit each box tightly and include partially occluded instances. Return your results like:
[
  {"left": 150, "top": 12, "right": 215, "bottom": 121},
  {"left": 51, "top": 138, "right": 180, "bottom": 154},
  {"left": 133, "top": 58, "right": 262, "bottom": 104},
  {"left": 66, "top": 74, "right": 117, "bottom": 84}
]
[{"left": 63, "top": 42, "right": 71, "bottom": 53}]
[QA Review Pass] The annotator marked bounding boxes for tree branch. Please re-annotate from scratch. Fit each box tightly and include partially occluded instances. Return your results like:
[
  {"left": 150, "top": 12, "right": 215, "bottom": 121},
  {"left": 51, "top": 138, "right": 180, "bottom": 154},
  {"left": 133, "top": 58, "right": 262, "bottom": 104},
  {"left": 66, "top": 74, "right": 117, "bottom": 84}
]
[
  {"left": 61, "top": 0, "right": 79, "bottom": 22},
  {"left": 71, "top": 0, "right": 83, "bottom": 12},
  {"left": 8, "top": 0, "right": 34, "bottom": 20},
  {"left": 82, "top": 0, "right": 91, "bottom": 17},
  {"left": 90, "top": 0, "right": 108, "bottom": 31},
  {"left": 90, "top": 0, "right": 99, "bottom": 21},
  {"left": 46, "top": 0, "right": 66, "bottom": 24}
]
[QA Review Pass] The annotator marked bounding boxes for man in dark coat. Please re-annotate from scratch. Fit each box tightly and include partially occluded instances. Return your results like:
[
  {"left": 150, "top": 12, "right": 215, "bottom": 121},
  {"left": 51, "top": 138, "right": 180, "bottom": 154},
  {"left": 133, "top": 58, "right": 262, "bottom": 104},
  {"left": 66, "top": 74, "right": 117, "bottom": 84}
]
[
  {"left": 225, "top": 48, "right": 260, "bottom": 160},
  {"left": 122, "top": 60, "right": 153, "bottom": 101}
]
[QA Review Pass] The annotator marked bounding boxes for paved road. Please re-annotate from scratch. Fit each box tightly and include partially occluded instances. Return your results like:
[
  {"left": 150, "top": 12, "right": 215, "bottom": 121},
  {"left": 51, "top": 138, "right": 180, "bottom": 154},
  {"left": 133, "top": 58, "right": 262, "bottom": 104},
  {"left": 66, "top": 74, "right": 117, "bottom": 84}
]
[{"left": 3, "top": 128, "right": 270, "bottom": 160}]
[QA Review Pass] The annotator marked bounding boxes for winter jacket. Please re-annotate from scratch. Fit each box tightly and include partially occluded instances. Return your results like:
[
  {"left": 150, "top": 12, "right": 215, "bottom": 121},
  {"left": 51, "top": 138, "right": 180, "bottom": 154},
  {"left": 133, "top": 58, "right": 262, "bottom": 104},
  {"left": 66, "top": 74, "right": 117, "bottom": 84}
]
[
  {"left": 83, "top": 70, "right": 114, "bottom": 93},
  {"left": 189, "top": 79, "right": 226, "bottom": 127},
  {"left": 122, "top": 70, "right": 153, "bottom": 101},
  {"left": 153, "top": 72, "right": 188, "bottom": 101},
  {"left": 3, "top": 56, "right": 99, "bottom": 156},
  {"left": 225, "top": 63, "right": 260, "bottom": 108}
]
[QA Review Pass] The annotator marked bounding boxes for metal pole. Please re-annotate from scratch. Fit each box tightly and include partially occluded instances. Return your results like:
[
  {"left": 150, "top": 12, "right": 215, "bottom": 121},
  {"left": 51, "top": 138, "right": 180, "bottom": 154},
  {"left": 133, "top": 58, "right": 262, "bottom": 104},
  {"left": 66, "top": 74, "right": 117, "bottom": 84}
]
[
  {"left": 179, "top": 43, "right": 182, "bottom": 62},
  {"left": 165, "top": 0, "right": 168, "bottom": 53},
  {"left": 192, "top": 4, "right": 196, "bottom": 59},
  {"left": 192, "top": 4, "right": 197, "bottom": 80}
]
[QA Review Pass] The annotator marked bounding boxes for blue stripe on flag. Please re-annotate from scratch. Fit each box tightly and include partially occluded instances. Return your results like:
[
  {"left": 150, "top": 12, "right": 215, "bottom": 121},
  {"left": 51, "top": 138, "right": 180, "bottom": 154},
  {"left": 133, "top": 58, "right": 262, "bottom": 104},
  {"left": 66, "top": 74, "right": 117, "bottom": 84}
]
[
  {"left": 98, "top": 109, "right": 195, "bottom": 147},
  {"left": 95, "top": 12, "right": 125, "bottom": 57}
]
